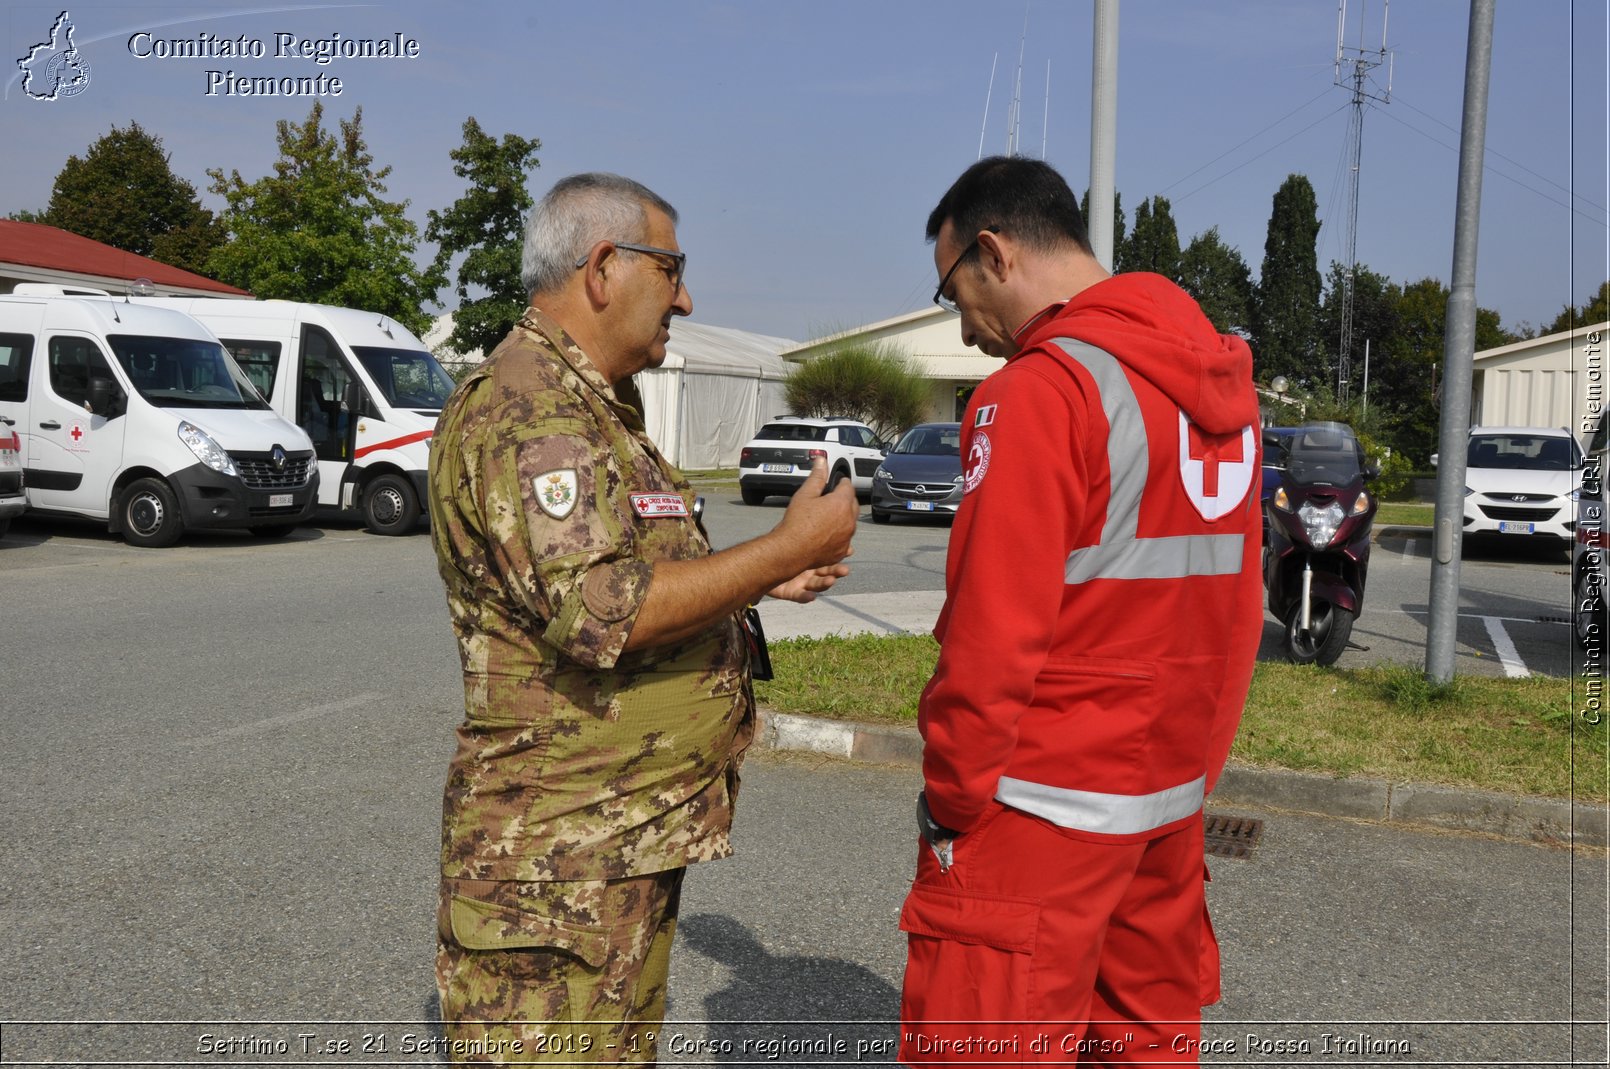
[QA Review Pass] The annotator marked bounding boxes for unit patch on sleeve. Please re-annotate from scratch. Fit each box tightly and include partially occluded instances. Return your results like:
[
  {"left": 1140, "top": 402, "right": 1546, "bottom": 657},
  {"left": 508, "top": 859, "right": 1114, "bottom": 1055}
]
[
  {"left": 974, "top": 403, "right": 997, "bottom": 428},
  {"left": 629, "top": 492, "right": 689, "bottom": 518},
  {"left": 534, "top": 469, "right": 579, "bottom": 519},
  {"left": 963, "top": 431, "right": 992, "bottom": 494}
]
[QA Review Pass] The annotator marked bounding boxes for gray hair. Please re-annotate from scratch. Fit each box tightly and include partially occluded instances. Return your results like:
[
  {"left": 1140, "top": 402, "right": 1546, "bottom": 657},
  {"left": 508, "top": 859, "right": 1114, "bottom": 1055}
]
[{"left": 520, "top": 173, "right": 679, "bottom": 297}]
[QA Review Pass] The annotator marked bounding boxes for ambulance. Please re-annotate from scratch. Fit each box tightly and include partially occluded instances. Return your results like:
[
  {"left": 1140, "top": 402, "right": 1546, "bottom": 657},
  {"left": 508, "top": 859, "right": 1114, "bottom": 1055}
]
[
  {"left": 0, "top": 286, "right": 318, "bottom": 546},
  {"left": 133, "top": 297, "right": 454, "bottom": 535}
]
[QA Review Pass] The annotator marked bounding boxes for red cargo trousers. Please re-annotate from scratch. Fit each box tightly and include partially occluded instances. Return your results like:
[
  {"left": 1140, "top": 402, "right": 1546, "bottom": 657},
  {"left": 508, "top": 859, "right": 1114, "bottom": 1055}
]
[{"left": 899, "top": 801, "right": 1216, "bottom": 1067}]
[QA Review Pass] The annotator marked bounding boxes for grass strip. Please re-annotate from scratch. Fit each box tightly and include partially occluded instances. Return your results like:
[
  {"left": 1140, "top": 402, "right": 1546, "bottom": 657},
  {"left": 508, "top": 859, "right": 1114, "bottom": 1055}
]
[
  {"left": 1375, "top": 501, "right": 1435, "bottom": 526},
  {"left": 754, "top": 633, "right": 1603, "bottom": 801}
]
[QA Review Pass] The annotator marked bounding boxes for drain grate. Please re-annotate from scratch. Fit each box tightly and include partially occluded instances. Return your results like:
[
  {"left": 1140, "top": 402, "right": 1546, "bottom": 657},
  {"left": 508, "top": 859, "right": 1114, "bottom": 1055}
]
[
  {"left": 1537, "top": 615, "right": 1570, "bottom": 625},
  {"left": 1203, "top": 813, "right": 1264, "bottom": 859}
]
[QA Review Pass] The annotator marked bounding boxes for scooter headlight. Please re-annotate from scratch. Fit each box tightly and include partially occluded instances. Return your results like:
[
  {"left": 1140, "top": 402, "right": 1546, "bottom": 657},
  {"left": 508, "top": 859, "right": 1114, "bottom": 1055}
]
[
  {"left": 177, "top": 420, "right": 238, "bottom": 477},
  {"left": 1298, "top": 500, "right": 1345, "bottom": 549}
]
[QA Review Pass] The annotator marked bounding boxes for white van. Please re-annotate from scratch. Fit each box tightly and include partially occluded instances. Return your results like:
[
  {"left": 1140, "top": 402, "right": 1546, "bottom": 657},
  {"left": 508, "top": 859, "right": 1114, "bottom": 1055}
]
[
  {"left": 0, "top": 287, "right": 318, "bottom": 546},
  {"left": 132, "top": 297, "right": 451, "bottom": 535}
]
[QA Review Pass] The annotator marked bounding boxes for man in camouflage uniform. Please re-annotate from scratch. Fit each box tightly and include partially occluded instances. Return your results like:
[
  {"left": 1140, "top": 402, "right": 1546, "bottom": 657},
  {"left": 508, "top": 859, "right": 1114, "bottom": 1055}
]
[{"left": 428, "top": 172, "right": 858, "bottom": 1064}]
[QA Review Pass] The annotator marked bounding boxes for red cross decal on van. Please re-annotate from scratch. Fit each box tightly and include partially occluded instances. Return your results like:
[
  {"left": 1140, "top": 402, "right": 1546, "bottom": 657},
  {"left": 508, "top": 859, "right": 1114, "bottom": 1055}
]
[
  {"left": 1187, "top": 423, "right": 1243, "bottom": 498},
  {"left": 69, "top": 425, "right": 84, "bottom": 442}
]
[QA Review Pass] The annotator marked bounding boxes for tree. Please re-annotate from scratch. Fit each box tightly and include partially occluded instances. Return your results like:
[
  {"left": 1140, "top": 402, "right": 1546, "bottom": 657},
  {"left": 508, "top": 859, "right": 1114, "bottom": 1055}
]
[
  {"left": 783, "top": 340, "right": 929, "bottom": 443},
  {"left": 7, "top": 209, "right": 47, "bottom": 222},
  {"left": 1378, "top": 277, "right": 1513, "bottom": 464},
  {"left": 1545, "top": 280, "right": 1610, "bottom": 335},
  {"left": 42, "top": 122, "right": 221, "bottom": 274},
  {"left": 1117, "top": 195, "right": 1181, "bottom": 280},
  {"left": 206, "top": 103, "right": 437, "bottom": 336},
  {"left": 1079, "top": 188, "right": 1125, "bottom": 264},
  {"left": 425, "top": 118, "right": 542, "bottom": 360},
  {"left": 1178, "top": 227, "right": 1254, "bottom": 336},
  {"left": 1253, "top": 174, "right": 1323, "bottom": 387}
]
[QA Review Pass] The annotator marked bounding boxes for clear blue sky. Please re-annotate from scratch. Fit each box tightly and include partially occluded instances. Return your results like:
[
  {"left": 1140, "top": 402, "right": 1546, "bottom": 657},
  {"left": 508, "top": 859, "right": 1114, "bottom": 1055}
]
[{"left": 4, "top": 0, "right": 1606, "bottom": 345}]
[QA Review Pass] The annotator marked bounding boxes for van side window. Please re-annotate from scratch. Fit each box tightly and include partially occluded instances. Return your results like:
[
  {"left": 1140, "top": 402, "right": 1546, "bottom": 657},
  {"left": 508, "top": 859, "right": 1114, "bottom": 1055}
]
[
  {"left": 300, "top": 326, "right": 354, "bottom": 461},
  {"left": 0, "top": 333, "right": 33, "bottom": 402},
  {"left": 48, "top": 336, "right": 123, "bottom": 415},
  {"left": 221, "top": 339, "right": 280, "bottom": 402}
]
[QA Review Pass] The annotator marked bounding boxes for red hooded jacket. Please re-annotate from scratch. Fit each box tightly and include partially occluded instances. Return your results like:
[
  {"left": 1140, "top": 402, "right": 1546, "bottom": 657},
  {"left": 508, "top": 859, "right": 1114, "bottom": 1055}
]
[{"left": 919, "top": 272, "right": 1263, "bottom": 841}]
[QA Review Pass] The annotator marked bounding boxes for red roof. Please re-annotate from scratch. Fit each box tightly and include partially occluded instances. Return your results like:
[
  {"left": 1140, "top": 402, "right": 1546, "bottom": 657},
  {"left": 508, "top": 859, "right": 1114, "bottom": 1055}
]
[{"left": 0, "top": 220, "right": 249, "bottom": 296}]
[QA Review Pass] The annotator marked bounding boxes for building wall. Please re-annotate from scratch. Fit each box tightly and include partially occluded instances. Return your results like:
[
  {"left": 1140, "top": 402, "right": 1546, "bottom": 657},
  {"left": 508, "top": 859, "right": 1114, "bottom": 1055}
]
[{"left": 1474, "top": 324, "right": 1608, "bottom": 438}]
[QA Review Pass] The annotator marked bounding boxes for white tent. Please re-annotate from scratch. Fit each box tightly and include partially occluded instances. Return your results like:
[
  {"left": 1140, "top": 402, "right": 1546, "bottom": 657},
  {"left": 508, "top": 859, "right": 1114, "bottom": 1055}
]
[
  {"left": 637, "top": 321, "right": 794, "bottom": 470},
  {"left": 426, "top": 312, "right": 794, "bottom": 470}
]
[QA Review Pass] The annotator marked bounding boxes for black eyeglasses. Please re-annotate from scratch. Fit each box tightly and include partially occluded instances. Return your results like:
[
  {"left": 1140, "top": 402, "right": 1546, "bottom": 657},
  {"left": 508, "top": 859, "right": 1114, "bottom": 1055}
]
[
  {"left": 575, "top": 241, "right": 687, "bottom": 291},
  {"left": 933, "top": 225, "right": 1000, "bottom": 314}
]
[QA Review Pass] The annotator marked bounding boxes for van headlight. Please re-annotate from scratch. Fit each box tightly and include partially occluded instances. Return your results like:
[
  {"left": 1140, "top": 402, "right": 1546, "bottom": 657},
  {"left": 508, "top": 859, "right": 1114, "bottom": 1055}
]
[{"left": 177, "top": 420, "right": 238, "bottom": 476}]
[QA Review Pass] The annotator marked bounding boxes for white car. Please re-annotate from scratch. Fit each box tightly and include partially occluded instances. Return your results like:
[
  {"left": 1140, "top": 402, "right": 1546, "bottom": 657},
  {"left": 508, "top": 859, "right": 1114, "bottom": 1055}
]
[
  {"left": 1456, "top": 426, "right": 1583, "bottom": 548},
  {"left": 0, "top": 415, "right": 23, "bottom": 539},
  {"left": 737, "top": 416, "right": 887, "bottom": 504}
]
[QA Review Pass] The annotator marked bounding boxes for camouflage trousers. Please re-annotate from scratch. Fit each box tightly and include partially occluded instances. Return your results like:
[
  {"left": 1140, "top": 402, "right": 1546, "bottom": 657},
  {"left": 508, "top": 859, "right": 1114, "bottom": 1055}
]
[{"left": 436, "top": 868, "right": 685, "bottom": 1066}]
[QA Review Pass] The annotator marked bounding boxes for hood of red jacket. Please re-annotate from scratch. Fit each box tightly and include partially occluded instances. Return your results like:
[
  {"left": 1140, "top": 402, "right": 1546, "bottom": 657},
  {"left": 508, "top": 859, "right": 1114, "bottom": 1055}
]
[{"left": 1016, "top": 272, "right": 1258, "bottom": 437}]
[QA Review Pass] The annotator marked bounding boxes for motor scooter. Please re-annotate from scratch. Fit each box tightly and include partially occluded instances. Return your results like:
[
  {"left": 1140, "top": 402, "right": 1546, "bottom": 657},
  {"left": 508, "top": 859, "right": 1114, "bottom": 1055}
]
[{"left": 1263, "top": 421, "right": 1379, "bottom": 665}]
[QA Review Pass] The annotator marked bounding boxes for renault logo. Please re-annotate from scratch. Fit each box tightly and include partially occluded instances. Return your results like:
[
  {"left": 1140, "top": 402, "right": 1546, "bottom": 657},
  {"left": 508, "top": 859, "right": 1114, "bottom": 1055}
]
[{"left": 271, "top": 445, "right": 287, "bottom": 472}]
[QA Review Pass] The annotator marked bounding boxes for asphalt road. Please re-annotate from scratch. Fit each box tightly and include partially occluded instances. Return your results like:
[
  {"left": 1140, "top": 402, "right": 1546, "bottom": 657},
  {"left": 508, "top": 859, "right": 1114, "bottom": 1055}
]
[{"left": 0, "top": 508, "right": 1599, "bottom": 1066}]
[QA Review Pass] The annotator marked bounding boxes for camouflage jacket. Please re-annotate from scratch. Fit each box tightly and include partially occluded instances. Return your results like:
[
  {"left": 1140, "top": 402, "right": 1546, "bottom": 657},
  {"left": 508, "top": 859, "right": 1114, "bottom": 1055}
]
[{"left": 428, "top": 307, "right": 753, "bottom": 882}]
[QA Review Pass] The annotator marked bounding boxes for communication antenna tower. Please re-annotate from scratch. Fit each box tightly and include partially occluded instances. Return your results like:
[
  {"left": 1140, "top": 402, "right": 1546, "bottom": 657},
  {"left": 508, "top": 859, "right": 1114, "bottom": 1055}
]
[{"left": 1334, "top": 0, "right": 1393, "bottom": 405}]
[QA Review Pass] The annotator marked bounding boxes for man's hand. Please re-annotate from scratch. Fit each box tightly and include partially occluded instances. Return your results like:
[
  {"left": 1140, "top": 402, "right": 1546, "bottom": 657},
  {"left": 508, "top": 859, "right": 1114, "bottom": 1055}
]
[
  {"left": 774, "top": 456, "right": 858, "bottom": 572},
  {"left": 768, "top": 562, "right": 851, "bottom": 603}
]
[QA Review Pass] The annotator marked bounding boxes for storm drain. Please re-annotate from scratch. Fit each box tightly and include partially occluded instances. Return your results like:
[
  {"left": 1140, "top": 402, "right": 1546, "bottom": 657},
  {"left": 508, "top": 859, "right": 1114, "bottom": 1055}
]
[
  {"left": 1537, "top": 616, "right": 1570, "bottom": 625},
  {"left": 1203, "top": 813, "right": 1264, "bottom": 859}
]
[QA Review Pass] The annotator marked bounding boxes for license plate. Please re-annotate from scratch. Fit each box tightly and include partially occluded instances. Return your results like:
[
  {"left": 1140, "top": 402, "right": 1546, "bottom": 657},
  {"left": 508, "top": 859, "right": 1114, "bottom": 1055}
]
[
  {"left": 1498, "top": 521, "right": 1535, "bottom": 535},
  {"left": 906, "top": 500, "right": 935, "bottom": 511},
  {"left": 269, "top": 493, "right": 293, "bottom": 508},
  {"left": 762, "top": 463, "right": 791, "bottom": 474}
]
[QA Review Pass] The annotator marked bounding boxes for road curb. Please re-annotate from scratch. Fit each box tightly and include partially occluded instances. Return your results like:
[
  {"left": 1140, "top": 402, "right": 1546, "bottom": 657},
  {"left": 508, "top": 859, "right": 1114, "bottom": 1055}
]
[{"left": 754, "top": 708, "right": 1607, "bottom": 848}]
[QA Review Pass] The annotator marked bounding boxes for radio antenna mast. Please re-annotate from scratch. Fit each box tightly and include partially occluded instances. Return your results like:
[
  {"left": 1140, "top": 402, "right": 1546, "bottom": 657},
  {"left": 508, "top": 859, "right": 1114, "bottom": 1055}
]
[
  {"left": 1006, "top": 11, "right": 1027, "bottom": 156},
  {"left": 1333, "top": 0, "right": 1393, "bottom": 406},
  {"left": 978, "top": 52, "right": 998, "bottom": 160}
]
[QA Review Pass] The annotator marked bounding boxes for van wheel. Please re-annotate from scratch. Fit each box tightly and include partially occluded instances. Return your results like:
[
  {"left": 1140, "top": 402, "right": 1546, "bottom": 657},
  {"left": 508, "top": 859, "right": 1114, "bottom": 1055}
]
[
  {"left": 363, "top": 473, "right": 418, "bottom": 536},
  {"left": 121, "top": 478, "right": 183, "bottom": 548}
]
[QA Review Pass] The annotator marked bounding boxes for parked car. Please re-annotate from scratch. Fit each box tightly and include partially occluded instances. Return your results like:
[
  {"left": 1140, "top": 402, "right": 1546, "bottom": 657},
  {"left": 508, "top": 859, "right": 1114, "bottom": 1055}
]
[
  {"left": 0, "top": 413, "right": 23, "bottom": 539},
  {"left": 737, "top": 416, "right": 886, "bottom": 504},
  {"left": 1448, "top": 426, "right": 1583, "bottom": 550},
  {"left": 870, "top": 422, "right": 962, "bottom": 524}
]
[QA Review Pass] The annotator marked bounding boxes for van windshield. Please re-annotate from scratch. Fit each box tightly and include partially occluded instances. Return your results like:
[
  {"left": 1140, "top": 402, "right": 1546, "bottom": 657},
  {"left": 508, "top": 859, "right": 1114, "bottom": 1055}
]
[
  {"left": 352, "top": 346, "right": 456, "bottom": 410},
  {"left": 108, "top": 335, "right": 271, "bottom": 410}
]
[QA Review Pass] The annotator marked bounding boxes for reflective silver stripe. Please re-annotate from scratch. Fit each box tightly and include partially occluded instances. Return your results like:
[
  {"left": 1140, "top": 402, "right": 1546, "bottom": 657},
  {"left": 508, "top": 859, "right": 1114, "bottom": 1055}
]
[
  {"left": 1047, "top": 338, "right": 1246, "bottom": 583},
  {"left": 1065, "top": 532, "right": 1246, "bottom": 582},
  {"left": 996, "top": 774, "right": 1206, "bottom": 836}
]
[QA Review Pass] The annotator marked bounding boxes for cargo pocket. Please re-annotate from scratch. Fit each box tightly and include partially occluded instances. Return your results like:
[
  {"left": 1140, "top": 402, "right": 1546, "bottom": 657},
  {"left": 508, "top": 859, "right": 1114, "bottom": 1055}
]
[
  {"left": 899, "top": 882, "right": 1040, "bottom": 1052},
  {"left": 448, "top": 893, "right": 611, "bottom": 973}
]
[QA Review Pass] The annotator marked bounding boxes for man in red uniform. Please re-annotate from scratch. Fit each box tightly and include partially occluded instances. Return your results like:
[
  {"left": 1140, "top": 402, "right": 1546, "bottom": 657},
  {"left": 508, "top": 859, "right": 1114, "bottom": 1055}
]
[{"left": 899, "top": 157, "right": 1263, "bottom": 1066}]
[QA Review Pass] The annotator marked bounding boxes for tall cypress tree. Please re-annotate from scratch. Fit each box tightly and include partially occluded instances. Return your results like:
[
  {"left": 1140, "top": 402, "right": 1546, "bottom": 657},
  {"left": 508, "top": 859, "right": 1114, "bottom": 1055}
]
[
  {"left": 1119, "top": 195, "right": 1182, "bottom": 280},
  {"left": 1253, "top": 174, "right": 1323, "bottom": 385},
  {"left": 1079, "top": 188, "right": 1125, "bottom": 264},
  {"left": 1179, "top": 227, "right": 1254, "bottom": 336}
]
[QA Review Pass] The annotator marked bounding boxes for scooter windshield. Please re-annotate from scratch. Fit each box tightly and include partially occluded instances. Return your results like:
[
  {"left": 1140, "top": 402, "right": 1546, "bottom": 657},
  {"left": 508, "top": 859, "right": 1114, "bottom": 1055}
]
[{"left": 1284, "top": 423, "right": 1364, "bottom": 487}]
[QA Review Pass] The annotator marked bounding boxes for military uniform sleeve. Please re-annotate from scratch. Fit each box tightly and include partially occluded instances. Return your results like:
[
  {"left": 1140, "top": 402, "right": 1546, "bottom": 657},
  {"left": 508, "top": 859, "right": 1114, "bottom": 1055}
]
[
  {"left": 918, "top": 361, "right": 1092, "bottom": 833},
  {"left": 481, "top": 421, "right": 653, "bottom": 671}
]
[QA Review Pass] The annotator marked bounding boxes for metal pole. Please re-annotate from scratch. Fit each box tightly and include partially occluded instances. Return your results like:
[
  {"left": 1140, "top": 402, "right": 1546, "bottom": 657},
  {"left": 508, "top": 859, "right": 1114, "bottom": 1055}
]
[
  {"left": 1088, "top": 0, "right": 1119, "bottom": 272},
  {"left": 1426, "top": 0, "right": 1495, "bottom": 684}
]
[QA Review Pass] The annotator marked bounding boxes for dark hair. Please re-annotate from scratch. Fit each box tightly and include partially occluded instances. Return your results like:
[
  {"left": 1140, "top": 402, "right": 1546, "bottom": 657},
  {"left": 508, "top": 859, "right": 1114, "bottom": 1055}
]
[{"left": 925, "top": 156, "right": 1090, "bottom": 255}]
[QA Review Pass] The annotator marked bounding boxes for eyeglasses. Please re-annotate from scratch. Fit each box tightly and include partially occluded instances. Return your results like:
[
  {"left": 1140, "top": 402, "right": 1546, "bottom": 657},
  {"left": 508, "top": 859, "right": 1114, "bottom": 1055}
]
[
  {"left": 574, "top": 241, "right": 687, "bottom": 291},
  {"left": 932, "top": 225, "right": 1000, "bottom": 314}
]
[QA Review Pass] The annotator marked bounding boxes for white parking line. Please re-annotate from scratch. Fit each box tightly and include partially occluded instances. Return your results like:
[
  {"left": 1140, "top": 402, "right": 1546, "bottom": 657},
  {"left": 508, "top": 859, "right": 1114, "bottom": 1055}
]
[
  {"left": 1478, "top": 615, "right": 1529, "bottom": 678},
  {"left": 1404, "top": 537, "right": 1417, "bottom": 562},
  {"left": 192, "top": 692, "right": 383, "bottom": 743}
]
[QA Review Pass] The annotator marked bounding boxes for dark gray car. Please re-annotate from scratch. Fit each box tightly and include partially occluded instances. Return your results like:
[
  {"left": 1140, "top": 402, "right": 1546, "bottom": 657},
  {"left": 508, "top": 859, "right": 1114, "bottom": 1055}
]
[{"left": 870, "top": 422, "right": 962, "bottom": 524}]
